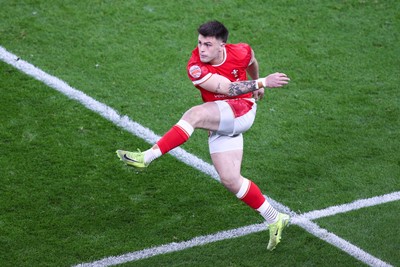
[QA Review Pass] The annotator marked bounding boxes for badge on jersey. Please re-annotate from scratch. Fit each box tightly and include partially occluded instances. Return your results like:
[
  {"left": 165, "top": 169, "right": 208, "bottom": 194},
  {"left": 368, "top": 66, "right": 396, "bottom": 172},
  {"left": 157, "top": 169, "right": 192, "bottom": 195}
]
[{"left": 189, "top": 65, "right": 202, "bottom": 79}]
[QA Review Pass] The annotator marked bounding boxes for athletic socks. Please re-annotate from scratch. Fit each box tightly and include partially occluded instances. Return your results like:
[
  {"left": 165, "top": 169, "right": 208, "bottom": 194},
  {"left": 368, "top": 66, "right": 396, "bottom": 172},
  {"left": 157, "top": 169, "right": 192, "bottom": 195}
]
[
  {"left": 143, "top": 120, "right": 194, "bottom": 164},
  {"left": 257, "top": 199, "right": 279, "bottom": 224},
  {"left": 143, "top": 147, "right": 162, "bottom": 164},
  {"left": 236, "top": 178, "right": 279, "bottom": 224}
]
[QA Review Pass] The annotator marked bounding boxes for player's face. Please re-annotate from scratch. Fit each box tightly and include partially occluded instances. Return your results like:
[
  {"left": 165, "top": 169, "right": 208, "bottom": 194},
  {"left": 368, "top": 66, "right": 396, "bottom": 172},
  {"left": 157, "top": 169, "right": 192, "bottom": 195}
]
[{"left": 197, "top": 35, "right": 225, "bottom": 65}]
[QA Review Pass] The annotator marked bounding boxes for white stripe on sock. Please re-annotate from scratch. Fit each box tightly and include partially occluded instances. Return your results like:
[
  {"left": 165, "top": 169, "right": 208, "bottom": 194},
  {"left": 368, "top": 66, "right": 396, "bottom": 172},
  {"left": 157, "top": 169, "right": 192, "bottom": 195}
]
[
  {"left": 176, "top": 120, "right": 194, "bottom": 136},
  {"left": 235, "top": 178, "right": 250, "bottom": 199},
  {"left": 257, "top": 200, "right": 279, "bottom": 224}
]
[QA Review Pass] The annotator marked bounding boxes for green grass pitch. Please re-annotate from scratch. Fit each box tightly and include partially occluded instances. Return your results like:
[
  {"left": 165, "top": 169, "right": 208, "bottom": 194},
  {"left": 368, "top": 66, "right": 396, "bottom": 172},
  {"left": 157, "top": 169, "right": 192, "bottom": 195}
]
[{"left": 1, "top": 1, "right": 399, "bottom": 266}]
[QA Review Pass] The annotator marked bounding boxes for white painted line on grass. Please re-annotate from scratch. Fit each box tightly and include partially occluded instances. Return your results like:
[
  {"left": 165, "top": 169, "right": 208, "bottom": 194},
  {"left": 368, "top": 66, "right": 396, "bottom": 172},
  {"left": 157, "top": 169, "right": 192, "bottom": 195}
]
[
  {"left": 75, "top": 191, "right": 398, "bottom": 267},
  {"left": 1, "top": 46, "right": 395, "bottom": 267},
  {"left": 0, "top": 46, "right": 220, "bottom": 180},
  {"left": 299, "top": 191, "right": 400, "bottom": 221},
  {"left": 294, "top": 219, "right": 393, "bottom": 267},
  {"left": 75, "top": 223, "right": 267, "bottom": 267}
]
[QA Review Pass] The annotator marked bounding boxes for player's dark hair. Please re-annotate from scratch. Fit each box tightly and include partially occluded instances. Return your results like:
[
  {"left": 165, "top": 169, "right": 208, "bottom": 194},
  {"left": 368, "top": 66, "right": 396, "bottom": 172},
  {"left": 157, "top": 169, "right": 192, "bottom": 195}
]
[{"left": 197, "top": 20, "right": 229, "bottom": 43}]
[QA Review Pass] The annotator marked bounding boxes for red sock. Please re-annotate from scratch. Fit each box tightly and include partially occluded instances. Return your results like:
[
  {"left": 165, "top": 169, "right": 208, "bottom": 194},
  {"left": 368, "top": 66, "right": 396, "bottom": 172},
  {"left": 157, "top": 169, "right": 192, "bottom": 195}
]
[
  {"left": 236, "top": 178, "right": 279, "bottom": 223},
  {"left": 236, "top": 178, "right": 266, "bottom": 209},
  {"left": 156, "top": 125, "right": 190, "bottom": 154}
]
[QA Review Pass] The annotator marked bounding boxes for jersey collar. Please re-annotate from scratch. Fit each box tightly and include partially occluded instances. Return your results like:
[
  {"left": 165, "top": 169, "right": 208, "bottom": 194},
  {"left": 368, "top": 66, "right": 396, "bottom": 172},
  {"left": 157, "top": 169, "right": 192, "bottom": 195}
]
[{"left": 212, "top": 46, "right": 227, "bottom": 67}]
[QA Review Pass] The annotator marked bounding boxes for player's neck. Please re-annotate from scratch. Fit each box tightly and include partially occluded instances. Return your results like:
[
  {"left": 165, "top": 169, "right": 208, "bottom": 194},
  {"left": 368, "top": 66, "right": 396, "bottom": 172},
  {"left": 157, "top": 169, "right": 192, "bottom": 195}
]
[{"left": 211, "top": 48, "right": 225, "bottom": 66}]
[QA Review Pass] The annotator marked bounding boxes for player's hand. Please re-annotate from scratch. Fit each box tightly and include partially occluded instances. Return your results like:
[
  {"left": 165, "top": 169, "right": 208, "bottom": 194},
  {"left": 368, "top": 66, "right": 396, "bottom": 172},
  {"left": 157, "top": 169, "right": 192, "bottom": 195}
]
[
  {"left": 264, "top": 72, "right": 290, "bottom": 88},
  {"left": 252, "top": 88, "right": 265, "bottom": 101}
]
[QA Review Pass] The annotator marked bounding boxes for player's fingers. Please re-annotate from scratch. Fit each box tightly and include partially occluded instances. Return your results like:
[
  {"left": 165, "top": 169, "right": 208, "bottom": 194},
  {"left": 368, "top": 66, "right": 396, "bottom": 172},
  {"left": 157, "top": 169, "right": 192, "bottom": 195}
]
[{"left": 252, "top": 92, "right": 259, "bottom": 100}]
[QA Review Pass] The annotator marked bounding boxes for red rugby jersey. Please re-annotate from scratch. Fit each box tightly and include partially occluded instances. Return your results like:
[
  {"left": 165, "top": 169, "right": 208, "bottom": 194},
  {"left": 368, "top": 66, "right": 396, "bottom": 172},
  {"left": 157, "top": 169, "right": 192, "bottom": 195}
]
[{"left": 187, "top": 43, "right": 253, "bottom": 103}]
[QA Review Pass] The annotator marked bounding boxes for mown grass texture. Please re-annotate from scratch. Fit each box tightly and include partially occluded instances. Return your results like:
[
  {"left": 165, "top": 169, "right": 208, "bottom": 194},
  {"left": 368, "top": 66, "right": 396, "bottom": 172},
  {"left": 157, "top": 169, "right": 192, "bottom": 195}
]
[{"left": 1, "top": 0, "right": 399, "bottom": 266}]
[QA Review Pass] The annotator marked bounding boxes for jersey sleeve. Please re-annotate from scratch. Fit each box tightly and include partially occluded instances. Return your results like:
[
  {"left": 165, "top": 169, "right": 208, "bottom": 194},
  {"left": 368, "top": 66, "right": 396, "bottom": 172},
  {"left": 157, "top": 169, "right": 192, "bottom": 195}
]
[{"left": 187, "top": 48, "right": 214, "bottom": 85}]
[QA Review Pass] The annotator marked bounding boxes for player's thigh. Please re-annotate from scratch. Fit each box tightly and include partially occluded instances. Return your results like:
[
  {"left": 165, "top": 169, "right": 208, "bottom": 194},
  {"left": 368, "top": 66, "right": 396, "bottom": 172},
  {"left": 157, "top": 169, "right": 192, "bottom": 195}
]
[{"left": 182, "top": 102, "right": 220, "bottom": 131}]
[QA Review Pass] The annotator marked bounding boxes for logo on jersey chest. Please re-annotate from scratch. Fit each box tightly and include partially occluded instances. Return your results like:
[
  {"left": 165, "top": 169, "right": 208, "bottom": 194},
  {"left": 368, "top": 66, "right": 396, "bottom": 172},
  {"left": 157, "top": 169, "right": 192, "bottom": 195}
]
[{"left": 231, "top": 69, "right": 240, "bottom": 81}]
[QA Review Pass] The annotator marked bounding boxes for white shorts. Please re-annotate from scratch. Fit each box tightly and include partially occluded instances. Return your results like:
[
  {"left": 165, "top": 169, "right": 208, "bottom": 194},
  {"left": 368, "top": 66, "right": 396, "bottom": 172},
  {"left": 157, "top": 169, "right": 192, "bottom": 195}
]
[{"left": 209, "top": 99, "right": 257, "bottom": 154}]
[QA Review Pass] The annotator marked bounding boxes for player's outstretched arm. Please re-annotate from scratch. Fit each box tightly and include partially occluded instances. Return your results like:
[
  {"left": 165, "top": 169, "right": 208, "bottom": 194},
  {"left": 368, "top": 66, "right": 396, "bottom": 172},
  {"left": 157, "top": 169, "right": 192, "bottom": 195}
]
[{"left": 199, "top": 72, "right": 290, "bottom": 97}]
